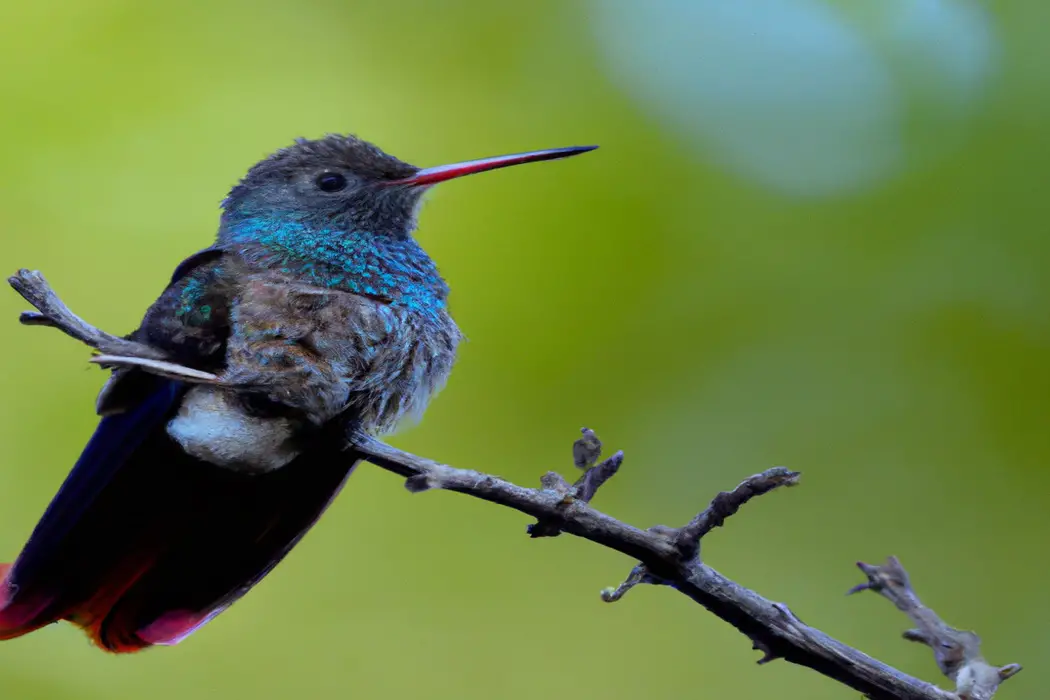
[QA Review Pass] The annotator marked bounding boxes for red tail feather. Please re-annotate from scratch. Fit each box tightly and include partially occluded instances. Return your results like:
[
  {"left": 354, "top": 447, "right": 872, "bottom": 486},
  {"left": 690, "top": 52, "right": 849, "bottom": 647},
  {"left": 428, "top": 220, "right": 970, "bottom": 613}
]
[{"left": 0, "top": 562, "right": 54, "bottom": 641}]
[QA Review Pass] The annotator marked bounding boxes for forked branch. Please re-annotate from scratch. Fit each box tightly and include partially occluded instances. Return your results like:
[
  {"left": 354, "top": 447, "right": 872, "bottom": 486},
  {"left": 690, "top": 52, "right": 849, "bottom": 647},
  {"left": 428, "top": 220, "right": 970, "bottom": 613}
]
[{"left": 7, "top": 268, "right": 1021, "bottom": 700}]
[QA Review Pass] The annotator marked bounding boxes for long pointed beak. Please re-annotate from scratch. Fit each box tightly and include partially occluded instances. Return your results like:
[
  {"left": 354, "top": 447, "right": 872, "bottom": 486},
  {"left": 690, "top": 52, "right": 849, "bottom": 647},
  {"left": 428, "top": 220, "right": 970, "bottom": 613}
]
[{"left": 387, "top": 145, "right": 598, "bottom": 187}]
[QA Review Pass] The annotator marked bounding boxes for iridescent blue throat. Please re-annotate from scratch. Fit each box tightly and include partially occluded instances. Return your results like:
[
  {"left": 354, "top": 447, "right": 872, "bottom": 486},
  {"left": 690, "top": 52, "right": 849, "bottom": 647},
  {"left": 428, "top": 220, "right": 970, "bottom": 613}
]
[{"left": 226, "top": 216, "right": 448, "bottom": 315}]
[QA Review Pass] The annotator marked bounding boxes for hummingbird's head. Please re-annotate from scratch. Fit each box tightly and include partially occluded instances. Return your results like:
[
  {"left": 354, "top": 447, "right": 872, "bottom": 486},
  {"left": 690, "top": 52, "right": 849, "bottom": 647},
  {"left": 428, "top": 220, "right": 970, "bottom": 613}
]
[{"left": 220, "top": 134, "right": 596, "bottom": 240}]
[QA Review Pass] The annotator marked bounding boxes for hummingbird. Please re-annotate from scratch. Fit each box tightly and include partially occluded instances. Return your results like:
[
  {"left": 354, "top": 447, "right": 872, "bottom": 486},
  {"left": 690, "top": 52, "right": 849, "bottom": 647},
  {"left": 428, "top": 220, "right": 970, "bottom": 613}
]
[{"left": 0, "top": 134, "right": 596, "bottom": 652}]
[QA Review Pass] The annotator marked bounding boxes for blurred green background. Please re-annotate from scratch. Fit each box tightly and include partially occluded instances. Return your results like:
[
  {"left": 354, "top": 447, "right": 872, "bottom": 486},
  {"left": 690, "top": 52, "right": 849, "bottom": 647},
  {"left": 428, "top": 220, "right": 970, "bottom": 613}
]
[{"left": 1, "top": 0, "right": 1047, "bottom": 698}]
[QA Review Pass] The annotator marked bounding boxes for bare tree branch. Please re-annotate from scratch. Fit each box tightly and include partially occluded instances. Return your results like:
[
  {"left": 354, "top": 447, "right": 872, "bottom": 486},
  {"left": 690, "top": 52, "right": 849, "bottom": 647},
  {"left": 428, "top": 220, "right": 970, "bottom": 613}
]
[
  {"left": 849, "top": 557, "right": 1022, "bottom": 700},
  {"left": 8, "top": 270, "right": 167, "bottom": 360},
  {"left": 8, "top": 268, "right": 1021, "bottom": 700},
  {"left": 674, "top": 467, "right": 800, "bottom": 560}
]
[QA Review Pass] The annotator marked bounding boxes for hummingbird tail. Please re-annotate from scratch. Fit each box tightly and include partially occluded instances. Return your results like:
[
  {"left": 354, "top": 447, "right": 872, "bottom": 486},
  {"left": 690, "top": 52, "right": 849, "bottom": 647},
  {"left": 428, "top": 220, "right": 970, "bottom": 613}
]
[
  {"left": 0, "top": 561, "right": 56, "bottom": 641},
  {"left": 1, "top": 377, "right": 359, "bottom": 653}
]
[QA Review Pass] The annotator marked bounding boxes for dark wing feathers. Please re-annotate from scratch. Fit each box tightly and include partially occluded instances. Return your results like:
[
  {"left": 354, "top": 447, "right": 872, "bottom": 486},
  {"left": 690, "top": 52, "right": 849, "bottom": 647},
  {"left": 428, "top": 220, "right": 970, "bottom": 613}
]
[{"left": 3, "top": 246, "right": 360, "bottom": 650}]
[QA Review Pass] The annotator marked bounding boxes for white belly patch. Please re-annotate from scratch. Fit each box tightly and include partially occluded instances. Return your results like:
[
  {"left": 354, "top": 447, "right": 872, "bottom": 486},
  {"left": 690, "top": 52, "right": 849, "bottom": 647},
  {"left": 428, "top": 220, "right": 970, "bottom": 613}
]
[{"left": 167, "top": 386, "right": 303, "bottom": 473}]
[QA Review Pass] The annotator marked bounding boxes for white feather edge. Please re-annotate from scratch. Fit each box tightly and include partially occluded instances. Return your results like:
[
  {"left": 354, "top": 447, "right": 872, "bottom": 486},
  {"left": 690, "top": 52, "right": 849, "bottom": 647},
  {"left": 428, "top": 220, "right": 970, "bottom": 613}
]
[{"left": 91, "top": 355, "right": 220, "bottom": 383}]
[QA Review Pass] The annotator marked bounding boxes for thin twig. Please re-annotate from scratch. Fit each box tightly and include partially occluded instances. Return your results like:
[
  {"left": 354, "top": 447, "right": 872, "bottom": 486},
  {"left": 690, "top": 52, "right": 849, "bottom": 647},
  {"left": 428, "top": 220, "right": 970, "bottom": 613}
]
[
  {"left": 349, "top": 435, "right": 973, "bottom": 700},
  {"left": 573, "top": 426, "right": 603, "bottom": 470},
  {"left": 674, "top": 467, "right": 801, "bottom": 561},
  {"left": 8, "top": 269, "right": 167, "bottom": 360},
  {"left": 527, "top": 447, "right": 624, "bottom": 538},
  {"left": 8, "top": 268, "right": 1021, "bottom": 700},
  {"left": 849, "top": 557, "right": 1022, "bottom": 700}
]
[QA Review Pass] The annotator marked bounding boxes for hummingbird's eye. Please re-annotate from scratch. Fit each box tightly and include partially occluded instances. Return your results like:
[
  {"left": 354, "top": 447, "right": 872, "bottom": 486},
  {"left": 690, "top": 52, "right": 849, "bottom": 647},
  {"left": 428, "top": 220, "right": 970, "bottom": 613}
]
[{"left": 316, "top": 172, "right": 348, "bottom": 192}]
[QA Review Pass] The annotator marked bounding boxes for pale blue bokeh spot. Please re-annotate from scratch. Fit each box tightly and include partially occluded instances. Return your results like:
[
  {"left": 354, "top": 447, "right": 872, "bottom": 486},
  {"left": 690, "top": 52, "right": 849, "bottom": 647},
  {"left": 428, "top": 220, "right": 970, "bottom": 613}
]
[{"left": 591, "top": 0, "right": 995, "bottom": 198}]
